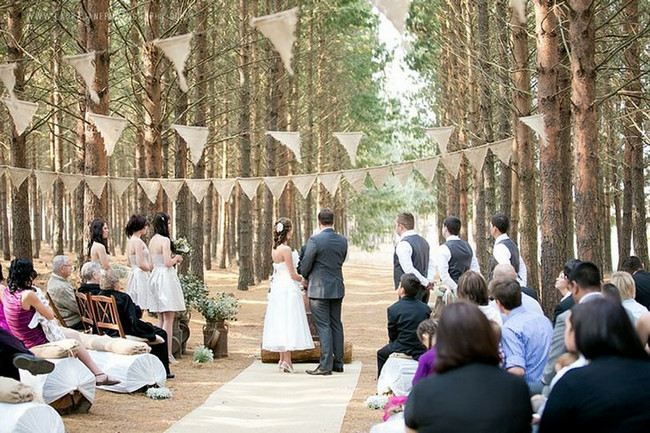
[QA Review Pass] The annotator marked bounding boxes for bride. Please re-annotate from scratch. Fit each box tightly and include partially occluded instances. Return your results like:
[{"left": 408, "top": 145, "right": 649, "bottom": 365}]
[{"left": 262, "top": 217, "right": 314, "bottom": 373}]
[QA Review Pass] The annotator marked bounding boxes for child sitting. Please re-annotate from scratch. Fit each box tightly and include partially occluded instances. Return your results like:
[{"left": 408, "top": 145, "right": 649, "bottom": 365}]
[{"left": 411, "top": 318, "right": 438, "bottom": 385}]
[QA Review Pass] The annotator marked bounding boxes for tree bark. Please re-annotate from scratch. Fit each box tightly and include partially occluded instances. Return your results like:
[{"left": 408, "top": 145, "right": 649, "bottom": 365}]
[{"left": 52, "top": 5, "right": 64, "bottom": 256}]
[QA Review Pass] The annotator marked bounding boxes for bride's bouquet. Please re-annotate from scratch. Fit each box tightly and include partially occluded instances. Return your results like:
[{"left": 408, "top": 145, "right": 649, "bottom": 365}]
[{"left": 172, "top": 237, "right": 193, "bottom": 255}]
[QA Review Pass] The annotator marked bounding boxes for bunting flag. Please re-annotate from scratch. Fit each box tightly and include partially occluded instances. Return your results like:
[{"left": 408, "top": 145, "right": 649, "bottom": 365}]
[
  {"left": 367, "top": 166, "right": 391, "bottom": 189},
  {"left": 86, "top": 113, "right": 128, "bottom": 156},
  {"left": 212, "top": 178, "right": 236, "bottom": 201},
  {"left": 0, "top": 63, "right": 17, "bottom": 99},
  {"left": 265, "top": 131, "right": 301, "bottom": 163},
  {"left": 109, "top": 177, "right": 132, "bottom": 198},
  {"left": 63, "top": 52, "right": 100, "bottom": 104},
  {"left": 160, "top": 179, "right": 185, "bottom": 202},
  {"left": 519, "top": 114, "right": 547, "bottom": 145},
  {"left": 250, "top": 7, "right": 299, "bottom": 75},
  {"left": 371, "top": 0, "right": 412, "bottom": 34},
  {"left": 187, "top": 179, "right": 212, "bottom": 203},
  {"left": 60, "top": 173, "right": 83, "bottom": 192},
  {"left": 392, "top": 163, "right": 413, "bottom": 186},
  {"left": 440, "top": 152, "right": 463, "bottom": 179},
  {"left": 153, "top": 33, "right": 193, "bottom": 92},
  {"left": 318, "top": 172, "right": 341, "bottom": 196},
  {"left": 34, "top": 171, "right": 59, "bottom": 193},
  {"left": 264, "top": 176, "right": 290, "bottom": 199},
  {"left": 8, "top": 167, "right": 31, "bottom": 190},
  {"left": 85, "top": 175, "right": 107, "bottom": 198},
  {"left": 172, "top": 124, "right": 209, "bottom": 166},
  {"left": 343, "top": 170, "right": 367, "bottom": 192},
  {"left": 137, "top": 179, "right": 160, "bottom": 203},
  {"left": 424, "top": 126, "right": 454, "bottom": 155},
  {"left": 238, "top": 178, "right": 262, "bottom": 200},
  {"left": 464, "top": 146, "right": 490, "bottom": 172},
  {"left": 510, "top": 0, "right": 527, "bottom": 25},
  {"left": 490, "top": 138, "right": 515, "bottom": 165},
  {"left": 290, "top": 174, "right": 316, "bottom": 199},
  {"left": 414, "top": 157, "right": 439, "bottom": 183},
  {"left": 2, "top": 98, "right": 38, "bottom": 135},
  {"left": 333, "top": 132, "right": 364, "bottom": 165}
]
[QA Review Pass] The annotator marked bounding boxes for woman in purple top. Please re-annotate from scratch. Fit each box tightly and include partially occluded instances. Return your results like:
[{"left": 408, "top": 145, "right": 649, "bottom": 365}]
[{"left": 412, "top": 319, "right": 438, "bottom": 385}]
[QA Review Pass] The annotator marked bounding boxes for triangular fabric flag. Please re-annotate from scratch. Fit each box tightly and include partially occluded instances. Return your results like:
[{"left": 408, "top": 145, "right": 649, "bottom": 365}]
[
  {"left": 371, "top": 0, "right": 412, "bottom": 34},
  {"left": 510, "top": 0, "right": 526, "bottom": 25},
  {"left": 464, "top": 146, "right": 490, "bottom": 172},
  {"left": 0, "top": 63, "right": 17, "bottom": 99},
  {"left": 187, "top": 179, "right": 212, "bottom": 203},
  {"left": 109, "top": 177, "right": 132, "bottom": 198},
  {"left": 440, "top": 152, "right": 464, "bottom": 179},
  {"left": 8, "top": 167, "right": 31, "bottom": 190},
  {"left": 153, "top": 33, "right": 193, "bottom": 93},
  {"left": 160, "top": 179, "right": 185, "bottom": 202},
  {"left": 425, "top": 126, "right": 454, "bottom": 155},
  {"left": 414, "top": 157, "right": 440, "bottom": 183},
  {"left": 34, "top": 170, "right": 59, "bottom": 193},
  {"left": 250, "top": 7, "right": 299, "bottom": 75},
  {"left": 2, "top": 98, "right": 38, "bottom": 135},
  {"left": 63, "top": 52, "right": 100, "bottom": 104},
  {"left": 238, "top": 178, "right": 262, "bottom": 200},
  {"left": 86, "top": 113, "right": 128, "bottom": 156},
  {"left": 265, "top": 131, "right": 301, "bottom": 163},
  {"left": 212, "top": 178, "right": 236, "bottom": 201},
  {"left": 392, "top": 163, "right": 413, "bottom": 186},
  {"left": 85, "top": 175, "right": 107, "bottom": 198},
  {"left": 137, "top": 179, "right": 160, "bottom": 203},
  {"left": 264, "top": 176, "right": 290, "bottom": 199},
  {"left": 318, "top": 172, "right": 341, "bottom": 197},
  {"left": 333, "top": 132, "right": 364, "bottom": 165},
  {"left": 172, "top": 124, "right": 209, "bottom": 166},
  {"left": 519, "top": 114, "right": 547, "bottom": 145},
  {"left": 490, "top": 138, "right": 515, "bottom": 165},
  {"left": 343, "top": 169, "right": 367, "bottom": 193},
  {"left": 59, "top": 173, "right": 83, "bottom": 192},
  {"left": 367, "top": 166, "right": 391, "bottom": 189},
  {"left": 290, "top": 174, "right": 316, "bottom": 199}
]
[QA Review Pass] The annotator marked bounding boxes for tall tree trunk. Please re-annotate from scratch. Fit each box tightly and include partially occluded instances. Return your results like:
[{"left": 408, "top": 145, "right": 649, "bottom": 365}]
[
  {"left": 30, "top": 145, "right": 40, "bottom": 258},
  {"left": 302, "top": 3, "right": 316, "bottom": 243},
  {"left": 130, "top": 0, "right": 148, "bottom": 213},
  {"left": 0, "top": 134, "right": 10, "bottom": 259},
  {"left": 52, "top": 6, "right": 64, "bottom": 255},
  {"left": 496, "top": 0, "right": 512, "bottom": 218},
  {"left": 75, "top": 3, "right": 87, "bottom": 265}
]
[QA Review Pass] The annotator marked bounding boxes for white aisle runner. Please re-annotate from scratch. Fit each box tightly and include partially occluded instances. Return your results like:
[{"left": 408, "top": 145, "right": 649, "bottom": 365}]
[{"left": 167, "top": 361, "right": 362, "bottom": 433}]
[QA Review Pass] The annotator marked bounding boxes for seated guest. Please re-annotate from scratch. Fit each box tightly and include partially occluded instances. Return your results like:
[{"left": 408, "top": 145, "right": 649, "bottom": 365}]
[
  {"left": 622, "top": 255, "right": 650, "bottom": 309},
  {"left": 377, "top": 273, "right": 431, "bottom": 378},
  {"left": 540, "top": 298, "right": 650, "bottom": 432},
  {"left": 405, "top": 302, "right": 531, "bottom": 433},
  {"left": 491, "top": 263, "right": 543, "bottom": 316},
  {"left": 552, "top": 259, "right": 580, "bottom": 325},
  {"left": 77, "top": 262, "right": 102, "bottom": 296},
  {"left": 492, "top": 278, "right": 552, "bottom": 395},
  {"left": 602, "top": 283, "right": 622, "bottom": 303},
  {"left": 411, "top": 319, "right": 438, "bottom": 385},
  {"left": 457, "top": 270, "right": 502, "bottom": 326},
  {"left": 47, "top": 255, "right": 83, "bottom": 330},
  {"left": 0, "top": 328, "right": 54, "bottom": 380},
  {"left": 1, "top": 258, "right": 118, "bottom": 386},
  {"left": 98, "top": 269, "right": 173, "bottom": 379},
  {"left": 610, "top": 271, "right": 648, "bottom": 324}
]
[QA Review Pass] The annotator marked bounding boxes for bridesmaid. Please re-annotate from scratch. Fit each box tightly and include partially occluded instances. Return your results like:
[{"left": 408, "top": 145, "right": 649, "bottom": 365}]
[
  {"left": 125, "top": 215, "right": 153, "bottom": 310},
  {"left": 88, "top": 218, "right": 111, "bottom": 270}
]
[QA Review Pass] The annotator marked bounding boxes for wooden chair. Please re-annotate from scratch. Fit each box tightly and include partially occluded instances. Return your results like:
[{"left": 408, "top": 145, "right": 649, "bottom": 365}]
[
  {"left": 89, "top": 294, "right": 164, "bottom": 345},
  {"left": 75, "top": 292, "right": 97, "bottom": 334},
  {"left": 45, "top": 292, "right": 66, "bottom": 327}
]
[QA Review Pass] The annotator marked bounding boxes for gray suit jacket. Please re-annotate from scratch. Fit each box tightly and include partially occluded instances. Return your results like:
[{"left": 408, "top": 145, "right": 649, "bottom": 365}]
[
  {"left": 300, "top": 228, "right": 348, "bottom": 299},
  {"left": 543, "top": 309, "right": 569, "bottom": 385}
]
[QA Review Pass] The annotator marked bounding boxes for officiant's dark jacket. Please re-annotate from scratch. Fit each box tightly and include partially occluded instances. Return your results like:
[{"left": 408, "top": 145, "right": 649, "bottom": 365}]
[
  {"left": 300, "top": 228, "right": 348, "bottom": 299},
  {"left": 387, "top": 296, "right": 431, "bottom": 356}
]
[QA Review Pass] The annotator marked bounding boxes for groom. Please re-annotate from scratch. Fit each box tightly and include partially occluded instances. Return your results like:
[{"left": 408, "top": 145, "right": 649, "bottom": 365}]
[{"left": 300, "top": 208, "right": 348, "bottom": 376}]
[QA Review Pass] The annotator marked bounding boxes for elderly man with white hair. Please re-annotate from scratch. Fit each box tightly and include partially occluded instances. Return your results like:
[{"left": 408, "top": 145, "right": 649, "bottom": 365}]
[
  {"left": 47, "top": 255, "right": 83, "bottom": 330},
  {"left": 77, "top": 261, "right": 102, "bottom": 296}
]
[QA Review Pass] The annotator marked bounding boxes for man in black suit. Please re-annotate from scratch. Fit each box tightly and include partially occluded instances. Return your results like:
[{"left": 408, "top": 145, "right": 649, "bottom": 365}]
[
  {"left": 300, "top": 208, "right": 348, "bottom": 376},
  {"left": 623, "top": 256, "right": 650, "bottom": 310},
  {"left": 377, "top": 273, "right": 431, "bottom": 377}
]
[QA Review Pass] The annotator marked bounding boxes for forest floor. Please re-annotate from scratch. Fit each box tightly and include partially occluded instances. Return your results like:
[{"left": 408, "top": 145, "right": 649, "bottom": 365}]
[{"left": 29, "top": 245, "right": 396, "bottom": 433}]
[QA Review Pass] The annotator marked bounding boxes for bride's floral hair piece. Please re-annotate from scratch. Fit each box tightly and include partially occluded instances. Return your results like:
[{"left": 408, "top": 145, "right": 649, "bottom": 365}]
[
  {"left": 272, "top": 217, "right": 292, "bottom": 249},
  {"left": 275, "top": 222, "right": 284, "bottom": 233}
]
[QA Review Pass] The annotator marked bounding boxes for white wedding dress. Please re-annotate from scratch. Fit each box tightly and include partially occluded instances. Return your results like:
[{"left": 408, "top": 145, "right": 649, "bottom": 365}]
[
  {"left": 148, "top": 254, "right": 186, "bottom": 313},
  {"left": 262, "top": 252, "right": 314, "bottom": 352},
  {"left": 126, "top": 245, "right": 153, "bottom": 310}
]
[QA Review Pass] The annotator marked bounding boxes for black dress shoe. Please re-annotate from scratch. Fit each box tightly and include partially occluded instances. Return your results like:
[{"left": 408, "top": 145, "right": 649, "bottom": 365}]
[
  {"left": 13, "top": 354, "right": 55, "bottom": 375},
  {"left": 166, "top": 372, "right": 175, "bottom": 379},
  {"left": 333, "top": 366, "right": 344, "bottom": 373},
  {"left": 306, "top": 366, "right": 332, "bottom": 376}
]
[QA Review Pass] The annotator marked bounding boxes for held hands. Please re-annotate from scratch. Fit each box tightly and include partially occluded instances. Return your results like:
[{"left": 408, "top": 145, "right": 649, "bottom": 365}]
[{"left": 176, "top": 255, "right": 184, "bottom": 264}]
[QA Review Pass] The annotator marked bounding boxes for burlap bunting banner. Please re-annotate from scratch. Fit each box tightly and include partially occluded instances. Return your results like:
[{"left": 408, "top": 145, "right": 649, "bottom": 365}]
[
  {"left": 85, "top": 175, "right": 107, "bottom": 198},
  {"left": 424, "top": 126, "right": 454, "bottom": 155},
  {"left": 250, "top": 7, "right": 299, "bottom": 75},
  {"left": 464, "top": 146, "right": 489, "bottom": 172},
  {"left": 172, "top": 124, "right": 209, "bottom": 166},
  {"left": 367, "top": 166, "right": 391, "bottom": 189},
  {"left": 343, "top": 170, "right": 367, "bottom": 192},
  {"left": 319, "top": 172, "right": 341, "bottom": 196},
  {"left": 187, "top": 179, "right": 212, "bottom": 203},
  {"left": 440, "top": 152, "right": 463, "bottom": 179},
  {"left": 266, "top": 131, "right": 301, "bottom": 163},
  {"left": 86, "top": 113, "right": 128, "bottom": 156},
  {"left": 34, "top": 170, "right": 59, "bottom": 193},
  {"left": 109, "top": 177, "right": 132, "bottom": 198},
  {"left": 371, "top": 0, "right": 411, "bottom": 34},
  {"left": 519, "top": 114, "right": 547, "bottom": 145},
  {"left": 414, "top": 157, "right": 439, "bottom": 183},
  {"left": 392, "top": 163, "right": 413, "bottom": 186},
  {"left": 63, "top": 52, "right": 100, "bottom": 104},
  {"left": 137, "top": 179, "right": 160, "bottom": 203},
  {"left": 290, "top": 174, "right": 316, "bottom": 199},
  {"left": 2, "top": 98, "right": 38, "bottom": 135},
  {"left": 8, "top": 167, "right": 31, "bottom": 190},
  {"left": 490, "top": 138, "right": 514, "bottom": 165},
  {"left": 212, "top": 178, "right": 236, "bottom": 201},
  {"left": 238, "top": 178, "right": 261, "bottom": 200},
  {"left": 153, "top": 33, "right": 193, "bottom": 93},
  {"left": 0, "top": 63, "right": 17, "bottom": 99},
  {"left": 333, "top": 132, "right": 364, "bottom": 166},
  {"left": 59, "top": 173, "right": 83, "bottom": 192},
  {"left": 264, "top": 176, "right": 290, "bottom": 199},
  {"left": 160, "top": 179, "right": 185, "bottom": 202},
  {"left": 510, "top": 0, "right": 527, "bottom": 25}
]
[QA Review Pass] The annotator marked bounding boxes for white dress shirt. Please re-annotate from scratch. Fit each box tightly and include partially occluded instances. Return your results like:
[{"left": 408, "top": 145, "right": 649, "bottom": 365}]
[
  {"left": 435, "top": 235, "right": 481, "bottom": 290},
  {"left": 493, "top": 233, "right": 528, "bottom": 286},
  {"left": 395, "top": 230, "right": 436, "bottom": 287}
]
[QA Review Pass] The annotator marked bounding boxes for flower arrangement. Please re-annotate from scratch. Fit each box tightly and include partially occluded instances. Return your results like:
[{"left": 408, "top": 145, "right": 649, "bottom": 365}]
[
  {"left": 110, "top": 263, "right": 129, "bottom": 279},
  {"left": 193, "top": 345, "right": 214, "bottom": 363},
  {"left": 172, "top": 237, "right": 192, "bottom": 255},
  {"left": 197, "top": 292, "right": 240, "bottom": 322},
  {"left": 179, "top": 274, "right": 210, "bottom": 311},
  {"left": 364, "top": 394, "right": 389, "bottom": 410},
  {"left": 146, "top": 387, "right": 172, "bottom": 400}
]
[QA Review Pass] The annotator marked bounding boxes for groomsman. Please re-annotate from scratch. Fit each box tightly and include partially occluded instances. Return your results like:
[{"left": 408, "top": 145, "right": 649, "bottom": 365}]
[
  {"left": 393, "top": 212, "right": 435, "bottom": 303},
  {"left": 488, "top": 213, "right": 527, "bottom": 287},
  {"left": 435, "top": 215, "right": 481, "bottom": 291}
]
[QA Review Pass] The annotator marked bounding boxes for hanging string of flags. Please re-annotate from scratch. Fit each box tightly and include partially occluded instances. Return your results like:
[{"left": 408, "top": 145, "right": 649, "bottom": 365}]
[{"left": 250, "top": 7, "right": 300, "bottom": 76}]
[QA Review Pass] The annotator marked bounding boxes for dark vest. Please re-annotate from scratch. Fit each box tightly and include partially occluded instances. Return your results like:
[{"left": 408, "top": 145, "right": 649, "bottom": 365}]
[
  {"left": 445, "top": 238, "right": 473, "bottom": 283},
  {"left": 488, "top": 237, "right": 520, "bottom": 280},
  {"left": 393, "top": 234, "right": 430, "bottom": 289}
]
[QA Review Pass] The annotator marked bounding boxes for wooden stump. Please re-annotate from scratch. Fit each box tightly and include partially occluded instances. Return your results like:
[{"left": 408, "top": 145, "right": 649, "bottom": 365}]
[
  {"left": 49, "top": 391, "right": 92, "bottom": 415},
  {"left": 261, "top": 341, "right": 353, "bottom": 364}
]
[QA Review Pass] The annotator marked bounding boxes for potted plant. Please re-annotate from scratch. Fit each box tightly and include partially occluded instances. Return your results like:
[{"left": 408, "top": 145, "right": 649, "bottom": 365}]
[
  {"left": 178, "top": 274, "right": 210, "bottom": 356},
  {"left": 197, "top": 293, "right": 239, "bottom": 358}
]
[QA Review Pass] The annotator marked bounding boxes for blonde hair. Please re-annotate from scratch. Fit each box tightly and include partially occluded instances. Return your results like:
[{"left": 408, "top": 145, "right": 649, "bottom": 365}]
[
  {"left": 100, "top": 268, "right": 121, "bottom": 291},
  {"left": 610, "top": 271, "right": 635, "bottom": 301}
]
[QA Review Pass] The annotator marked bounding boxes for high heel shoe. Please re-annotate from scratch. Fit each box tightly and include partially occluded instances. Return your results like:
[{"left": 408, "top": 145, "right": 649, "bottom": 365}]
[{"left": 280, "top": 361, "right": 295, "bottom": 374}]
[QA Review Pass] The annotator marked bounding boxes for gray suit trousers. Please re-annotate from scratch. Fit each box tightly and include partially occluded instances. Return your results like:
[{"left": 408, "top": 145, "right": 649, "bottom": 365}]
[{"left": 309, "top": 298, "right": 344, "bottom": 371}]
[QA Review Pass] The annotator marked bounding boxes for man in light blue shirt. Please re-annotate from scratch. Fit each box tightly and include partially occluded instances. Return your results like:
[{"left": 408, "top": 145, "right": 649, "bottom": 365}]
[{"left": 492, "top": 278, "right": 552, "bottom": 395}]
